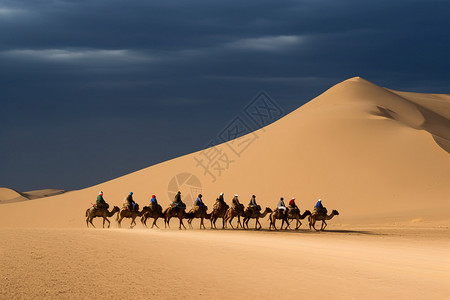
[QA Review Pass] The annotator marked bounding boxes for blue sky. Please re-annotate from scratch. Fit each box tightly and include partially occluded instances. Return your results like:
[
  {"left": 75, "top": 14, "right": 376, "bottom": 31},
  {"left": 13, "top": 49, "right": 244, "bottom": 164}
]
[{"left": 1, "top": 0, "right": 449, "bottom": 191}]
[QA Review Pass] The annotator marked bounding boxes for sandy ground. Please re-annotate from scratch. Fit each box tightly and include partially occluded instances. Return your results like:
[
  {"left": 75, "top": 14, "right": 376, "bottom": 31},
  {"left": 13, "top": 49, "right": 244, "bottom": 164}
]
[{"left": 1, "top": 226, "right": 449, "bottom": 299}]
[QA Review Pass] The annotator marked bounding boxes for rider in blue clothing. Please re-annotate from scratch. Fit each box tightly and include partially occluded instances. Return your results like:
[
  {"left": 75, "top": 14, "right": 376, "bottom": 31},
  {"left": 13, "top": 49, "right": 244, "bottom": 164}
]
[
  {"left": 195, "top": 194, "right": 205, "bottom": 207},
  {"left": 150, "top": 195, "right": 158, "bottom": 206},
  {"left": 315, "top": 199, "right": 324, "bottom": 209}
]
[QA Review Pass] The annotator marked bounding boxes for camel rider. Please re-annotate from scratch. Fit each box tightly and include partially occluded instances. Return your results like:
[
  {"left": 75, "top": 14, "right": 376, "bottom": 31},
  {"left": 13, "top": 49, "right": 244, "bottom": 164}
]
[
  {"left": 277, "top": 197, "right": 287, "bottom": 215},
  {"left": 172, "top": 191, "right": 182, "bottom": 209},
  {"left": 96, "top": 191, "right": 109, "bottom": 210},
  {"left": 126, "top": 192, "right": 137, "bottom": 211},
  {"left": 289, "top": 197, "right": 298, "bottom": 211},
  {"left": 315, "top": 199, "right": 324, "bottom": 209},
  {"left": 194, "top": 194, "right": 207, "bottom": 211},
  {"left": 217, "top": 193, "right": 225, "bottom": 205},
  {"left": 150, "top": 195, "right": 158, "bottom": 207},
  {"left": 248, "top": 195, "right": 260, "bottom": 212},
  {"left": 231, "top": 194, "right": 241, "bottom": 210},
  {"left": 314, "top": 198, "right": 327, "bottom": 215},
  {"left": 214, "top": 192, "right": 226, "bottom": 210}
]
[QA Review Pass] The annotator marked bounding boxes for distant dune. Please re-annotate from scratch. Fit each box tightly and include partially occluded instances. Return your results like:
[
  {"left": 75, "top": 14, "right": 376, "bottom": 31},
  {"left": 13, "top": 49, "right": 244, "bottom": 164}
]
[
  {"left": 0, "top": 77, "right": 449, "bottom": 228},
  {"left": 0, "top": 187, "right": 67, "bottom": 204}
]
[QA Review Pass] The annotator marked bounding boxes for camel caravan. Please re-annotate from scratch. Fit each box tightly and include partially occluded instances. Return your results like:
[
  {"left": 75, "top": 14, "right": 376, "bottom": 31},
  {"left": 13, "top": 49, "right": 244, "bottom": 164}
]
[{"left": 85, "top": 191, "right": 339, "bottom": 231}]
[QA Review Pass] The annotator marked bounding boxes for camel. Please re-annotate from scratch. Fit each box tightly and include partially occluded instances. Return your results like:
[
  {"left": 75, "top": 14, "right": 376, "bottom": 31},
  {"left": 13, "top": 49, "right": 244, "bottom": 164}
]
[
  {"left": 210, "top": 201, "right": 229, "bottom": 229},
  {"left": 243, "top": 207, "right": 272, "bottom": 230},
  {"left": 85, "top": 206, "right": 120, "bottom": 228},
  {"left": 140, "top": 204, "right": 164, "bottom": 228},
  {"left": 223, "top": 204, "right": 245, "bottom": 229},
  {"left": 268, "top": 209, "right": 290, "bottom": 231},
  {"left": 285, "top": 209, "right": 312, "bottom": 230},
  {"left": 185, "top": 208, "right": 211, "bottom": 229},
  {"left": 163, "top": 204, "right": 187, "bottom": 230},
  {"left": 308, "top": 210, "right": 340, "bottom": 231},
  {"left": 116, "top": 206, "right": 150, "bottom": 228}
]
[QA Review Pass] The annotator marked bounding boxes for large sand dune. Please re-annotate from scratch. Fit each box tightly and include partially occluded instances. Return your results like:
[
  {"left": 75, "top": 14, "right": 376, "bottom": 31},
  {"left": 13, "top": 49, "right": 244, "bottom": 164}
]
[
  {"left": 1, "top": 77, "right": 449, "bottom": 299},
  {"left": 0, "top": 77, "right": 448, "bottom": 228}
]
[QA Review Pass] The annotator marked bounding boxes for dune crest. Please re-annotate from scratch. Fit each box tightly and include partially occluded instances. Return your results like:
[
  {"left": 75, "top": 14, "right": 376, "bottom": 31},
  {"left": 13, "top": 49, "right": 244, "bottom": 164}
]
[{"left": 0, "top": 188, "right": 67, "bottom": 204}]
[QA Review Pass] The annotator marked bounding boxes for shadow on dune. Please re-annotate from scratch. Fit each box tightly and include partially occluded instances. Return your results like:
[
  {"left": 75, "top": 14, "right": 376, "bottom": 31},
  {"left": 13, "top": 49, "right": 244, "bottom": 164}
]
[{"left": 375, "top": 98, "right": 450, "bottom": 154}]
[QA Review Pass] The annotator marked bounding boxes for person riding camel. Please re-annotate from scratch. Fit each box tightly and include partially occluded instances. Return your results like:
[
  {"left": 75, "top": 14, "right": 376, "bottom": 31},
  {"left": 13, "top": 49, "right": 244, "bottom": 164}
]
[
  {"left": 171, "top": 191, "right": 183, "bottom": 211},
  {"left": 149, "top": 195, "right": 158, "bottom": 207},
  {"left": 314, "top": 198, "right": 327, "bottom": 215},
  {"left": 248, "top": 195, "right": 260, "bottom": 212},
  {"left": 277, "top": 197, "right": 287, "bottom": 215},
  {"left": 289, "top": 197, "right": 298, "bottom": 211},
  {"left": 96, "top": 191, "right": 109, "bottom": 210},
  {"left": 125, "top": 192, "right": 137, "bottom": 212},
  {"left": 194, "top": 194, "right": 207, "bottom": 212},
  {"left": 214, "top": 192, "right": 226, "bottom": 210},
  {"left": 231, "top": 194, "right": 241, "bottom": 210},
  {"left": 217, "top": 193, "right": 225, "bottom": 205}
]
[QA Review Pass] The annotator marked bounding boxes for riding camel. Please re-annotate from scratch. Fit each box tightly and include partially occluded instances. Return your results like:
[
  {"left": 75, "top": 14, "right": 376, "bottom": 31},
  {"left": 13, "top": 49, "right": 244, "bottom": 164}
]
[
  {"left": 163, "top": 204, "right": 187, "bottom": 230},
  {"left": 223, "top": 203, "right": 245, "bottom": 229},
  {"left": 309, "top": 210, "right": 340, "bottom": 231},
  {"left": 210, "top": 201, "right": 229, "bottom": 229},
  {"left": 85, "top": 206, "right": 120, "bottom": 228},
  {"left": 285, "top": 209, "right": 311, "bottom": 230},
  {"left": 243, "top": 207, "right": 272, "bottom": 230},
  {"left": 116, "top": 206, "right": 150, "bottom": 228},
  {"left": 268, "top": 209, "right": 290, "bottom": 231},
  {"left": 185, "top": 208, "right": 211, "bottom": 229},
  {"left": 140, "top": 204, "right": 164, "bottom": 228}
]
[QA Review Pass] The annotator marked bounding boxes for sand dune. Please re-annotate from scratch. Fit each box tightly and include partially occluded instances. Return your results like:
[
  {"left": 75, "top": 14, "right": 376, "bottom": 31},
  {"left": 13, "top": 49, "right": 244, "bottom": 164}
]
[
  {"left": 0, "top": 187, "right": 67, "bottom": 204},
  {"left": 1, "top": 77, "right": 448, "bottom": 228},
  {"left": 1, "top": 77, "right": 449, "bottom": 299},
  {"left": 0, "top": 188, "right": 23, "bottom": 201}
]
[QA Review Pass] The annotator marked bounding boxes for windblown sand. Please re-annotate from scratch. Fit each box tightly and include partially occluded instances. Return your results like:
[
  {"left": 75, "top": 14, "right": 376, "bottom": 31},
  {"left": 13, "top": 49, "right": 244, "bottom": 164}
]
[{"left": 1, "top": 77, "right": 449, "bottom": 299}]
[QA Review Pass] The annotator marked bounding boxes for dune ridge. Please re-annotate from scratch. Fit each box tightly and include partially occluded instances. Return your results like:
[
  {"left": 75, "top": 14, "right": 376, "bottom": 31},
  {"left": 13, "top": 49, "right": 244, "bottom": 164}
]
[
  {"left": 0, "top": 77, "right": 449, "bottom": 228},
  {"left": 0, "top": 187, "right": 67, "bottom": 204}
]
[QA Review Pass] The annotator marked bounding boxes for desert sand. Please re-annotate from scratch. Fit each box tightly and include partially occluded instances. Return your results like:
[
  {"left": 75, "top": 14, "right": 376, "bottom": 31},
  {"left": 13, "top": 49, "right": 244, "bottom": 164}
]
[{"left": 1, "top": 77, "right": 449, "bottom": 299}]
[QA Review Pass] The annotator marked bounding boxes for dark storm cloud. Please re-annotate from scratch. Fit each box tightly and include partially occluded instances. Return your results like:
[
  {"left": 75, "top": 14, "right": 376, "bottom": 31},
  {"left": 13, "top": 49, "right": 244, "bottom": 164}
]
[{"left": 1, "top": 0, "right": 449, "bottom": 190}]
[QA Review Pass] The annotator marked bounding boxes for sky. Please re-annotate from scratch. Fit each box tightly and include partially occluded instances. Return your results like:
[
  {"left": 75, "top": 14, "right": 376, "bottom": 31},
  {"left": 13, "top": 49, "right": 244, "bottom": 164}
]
[{"left": 1, "top": 0, "right": 449, "bottom": 191}]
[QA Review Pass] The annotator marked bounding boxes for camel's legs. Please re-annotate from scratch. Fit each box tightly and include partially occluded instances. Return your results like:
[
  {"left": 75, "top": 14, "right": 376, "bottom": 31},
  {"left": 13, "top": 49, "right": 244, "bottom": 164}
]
[
  {"left": 270, "top": 218, "right": 277, "bottom": 230},
  {"left": 201, "top": 218, "right": 206, "bottom": 229},
  {"left": 151, "top": 218, "right": 160, "bottom": 229},
  {"left": 130, "top": 218, "right": 137, "bottom": 228},
  {"left": 141, "top": 216, "right": 148, "bottom": 228},
  {"left": 188, "top": 219, "right": 193, "bottom": 229},
  {"left": 179, "top": 218, "right": 186, "bottom": 230},
  {"left": 165, "top": 217, "right": 171, "bottom": 229},
  {"left": 104, "top": 218, "right": 111, "bottom": 228},
  {"left": 86, "top": 217, "right": 90, "bottom": 228},
  {"left": 295, "top": 219, "right": 302, "bottom": 230},
  {"left": 321, "top": 220, "right": 327, "bottom": 231},
  {"left": 237, "top": 216, "right": 243, "bottom": 228},
  {"left": 256, "top": 219, "right": 261, "bottom": 230},
  {"left": 89, "top": 218, "right": 96, "bottom": 228},
  {"left": 283, "top": 219, "right": 291, "bottom": 230},
  {"left": 311, "top": 219, "right": 319, "bottom": 231},
  {"left": 228, "top": 216, "right": 235, "bottom": 229},
  {"left": 242, "top": 218, "right": 248, "bottom": 229}
]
